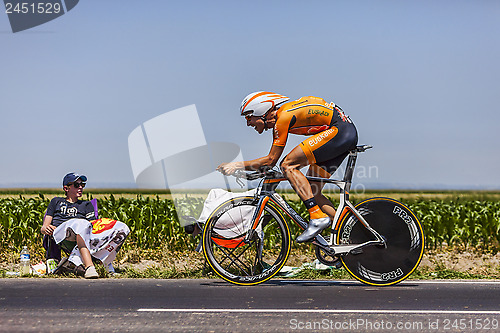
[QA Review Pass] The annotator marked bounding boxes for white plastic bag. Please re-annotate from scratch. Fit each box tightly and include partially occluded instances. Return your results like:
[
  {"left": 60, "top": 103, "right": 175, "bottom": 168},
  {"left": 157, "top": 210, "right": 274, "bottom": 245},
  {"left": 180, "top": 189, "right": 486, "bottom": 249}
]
[
  {"left": 52, "top": 218, "right": 130, "bottom": 267},
  {"left": 198, "top": 188, "right": 258, "bottom": 239}
]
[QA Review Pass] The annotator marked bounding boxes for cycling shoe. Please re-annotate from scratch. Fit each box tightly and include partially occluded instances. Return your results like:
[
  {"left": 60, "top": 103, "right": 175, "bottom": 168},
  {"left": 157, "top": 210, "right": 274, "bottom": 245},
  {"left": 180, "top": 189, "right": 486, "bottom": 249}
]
[{"left": 296, "top": 217, "right": 331, "bottom": 243}]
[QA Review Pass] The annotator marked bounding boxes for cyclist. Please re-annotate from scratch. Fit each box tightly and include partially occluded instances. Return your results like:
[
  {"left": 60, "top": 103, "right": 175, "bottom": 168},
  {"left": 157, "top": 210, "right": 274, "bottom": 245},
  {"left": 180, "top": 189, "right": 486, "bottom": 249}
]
[{"left": 217, "top": 91, "right": 358, "bottom": 243}]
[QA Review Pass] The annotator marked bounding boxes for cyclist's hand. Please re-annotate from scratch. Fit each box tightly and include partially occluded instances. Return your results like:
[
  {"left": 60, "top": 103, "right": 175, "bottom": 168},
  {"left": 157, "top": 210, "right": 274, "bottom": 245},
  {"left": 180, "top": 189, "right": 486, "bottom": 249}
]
[{"left": 217, "top": 162, "right": 241, "bottom": 176}]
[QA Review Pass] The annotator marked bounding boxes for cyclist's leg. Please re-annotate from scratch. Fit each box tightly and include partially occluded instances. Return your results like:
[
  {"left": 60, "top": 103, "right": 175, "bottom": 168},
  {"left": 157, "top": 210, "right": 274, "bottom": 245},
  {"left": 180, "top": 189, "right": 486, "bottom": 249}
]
[
  {"left": 280, "top": 147, "right": 315, "bottom": 203},
  {"left": 301, "top": 124, "right": 358, "bottom": 225},
  {"left": 287, "top": 126, "right": 341, "bottom": 205},
  {"left": 281, "top": 136, "right": 336, "bottom": 242},
  {"left": 280, "top": 149, "right": 337, "bottom": 218},
  {"left": 280, "top": 147, "right": 330, "bottom": 234},
  {"left": 307, "top": 165, "right": 336, "bottom": 219}
]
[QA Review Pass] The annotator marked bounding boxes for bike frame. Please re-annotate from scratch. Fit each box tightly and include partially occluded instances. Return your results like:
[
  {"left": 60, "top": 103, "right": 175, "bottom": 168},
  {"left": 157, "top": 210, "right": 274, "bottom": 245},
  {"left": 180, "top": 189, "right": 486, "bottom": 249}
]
[{"left": 244, "top": 145, "right": 386, "bottom": 256}]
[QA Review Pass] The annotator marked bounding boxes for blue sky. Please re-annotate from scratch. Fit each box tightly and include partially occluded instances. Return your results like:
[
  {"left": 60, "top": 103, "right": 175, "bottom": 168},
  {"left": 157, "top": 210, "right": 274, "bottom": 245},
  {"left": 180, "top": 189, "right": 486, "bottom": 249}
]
[{"left": 1, "top": 1, "right": 499, "bottom": 189}]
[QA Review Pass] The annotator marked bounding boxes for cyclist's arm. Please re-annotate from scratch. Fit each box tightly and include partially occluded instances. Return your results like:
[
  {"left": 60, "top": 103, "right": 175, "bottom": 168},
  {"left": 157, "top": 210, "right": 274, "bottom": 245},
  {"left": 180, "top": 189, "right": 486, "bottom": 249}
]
[
  {"left": 217, "top": 115, "right": 289, "bottom": 175},
  {"left": 217, "top": 145, "right": 284, "bottom": 175},
  {"left": 242, "top": 144, "right": 284, "bottom": 171}
]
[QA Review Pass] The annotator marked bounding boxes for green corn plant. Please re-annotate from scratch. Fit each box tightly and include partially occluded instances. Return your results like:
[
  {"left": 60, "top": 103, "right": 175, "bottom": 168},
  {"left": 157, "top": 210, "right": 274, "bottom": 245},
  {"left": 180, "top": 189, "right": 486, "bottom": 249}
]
[{"left": 1, "top": 194, "right": 499, "bottom": 254}]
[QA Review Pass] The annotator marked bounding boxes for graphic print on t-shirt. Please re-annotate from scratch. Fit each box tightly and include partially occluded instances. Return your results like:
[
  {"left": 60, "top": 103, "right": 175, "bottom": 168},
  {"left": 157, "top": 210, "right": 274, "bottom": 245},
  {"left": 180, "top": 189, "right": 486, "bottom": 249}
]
[{"left": 60, "top": 204, "right": 78, "bottom": 218}]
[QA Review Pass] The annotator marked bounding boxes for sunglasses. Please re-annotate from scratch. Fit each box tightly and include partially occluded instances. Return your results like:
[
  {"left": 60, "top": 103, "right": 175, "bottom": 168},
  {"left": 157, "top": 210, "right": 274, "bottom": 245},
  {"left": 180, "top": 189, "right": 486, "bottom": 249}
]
[
  {"left": 71, "top": 182, "right": 86, "bottom": 188},
  {"left": 242, "top": 112, "right": 253, "bottom": 121}
]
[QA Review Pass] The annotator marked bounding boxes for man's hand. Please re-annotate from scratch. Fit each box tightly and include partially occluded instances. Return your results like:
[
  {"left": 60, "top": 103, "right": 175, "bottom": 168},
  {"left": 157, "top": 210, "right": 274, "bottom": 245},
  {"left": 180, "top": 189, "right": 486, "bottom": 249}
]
[
  {"left": 41, "top": 224, "right": 56, "bottom": 235},
  {"left": 217, "top": 162, "right": 242, "bottom": 176}
]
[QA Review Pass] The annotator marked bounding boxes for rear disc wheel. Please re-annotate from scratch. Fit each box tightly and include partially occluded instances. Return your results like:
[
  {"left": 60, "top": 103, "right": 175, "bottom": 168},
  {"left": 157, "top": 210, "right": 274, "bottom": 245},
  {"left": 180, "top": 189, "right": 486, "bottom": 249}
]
[{"left": 338, "top": 197, "right": 424, "bottom": 286}]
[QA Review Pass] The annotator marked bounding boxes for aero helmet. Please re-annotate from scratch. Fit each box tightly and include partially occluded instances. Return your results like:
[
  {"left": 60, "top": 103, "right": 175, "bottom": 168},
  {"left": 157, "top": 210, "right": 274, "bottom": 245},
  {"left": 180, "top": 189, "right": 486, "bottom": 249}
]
[{"left": 240, "top": 91, "right": 290, "bottom": 117}]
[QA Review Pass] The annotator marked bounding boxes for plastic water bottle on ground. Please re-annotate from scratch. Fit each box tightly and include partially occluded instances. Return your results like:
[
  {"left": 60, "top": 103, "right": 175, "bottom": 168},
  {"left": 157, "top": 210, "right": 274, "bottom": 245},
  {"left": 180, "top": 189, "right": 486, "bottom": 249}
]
[{"left": 19, "top": 246, "right": 31, "bottom": 275}]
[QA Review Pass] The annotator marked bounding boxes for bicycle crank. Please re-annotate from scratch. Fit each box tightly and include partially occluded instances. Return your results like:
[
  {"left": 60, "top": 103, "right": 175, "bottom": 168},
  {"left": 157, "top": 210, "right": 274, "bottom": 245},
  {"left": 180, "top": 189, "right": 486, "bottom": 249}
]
[{"left": 315, "top": 246, "right": 342, "bottom": 268}]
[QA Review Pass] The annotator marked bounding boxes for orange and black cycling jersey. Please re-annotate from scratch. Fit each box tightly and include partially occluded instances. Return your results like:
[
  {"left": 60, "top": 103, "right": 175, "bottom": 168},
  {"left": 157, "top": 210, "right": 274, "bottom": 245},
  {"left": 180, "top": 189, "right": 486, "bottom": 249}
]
[{"left": 272, "top": 96, "right": 352, "bottom": 147}]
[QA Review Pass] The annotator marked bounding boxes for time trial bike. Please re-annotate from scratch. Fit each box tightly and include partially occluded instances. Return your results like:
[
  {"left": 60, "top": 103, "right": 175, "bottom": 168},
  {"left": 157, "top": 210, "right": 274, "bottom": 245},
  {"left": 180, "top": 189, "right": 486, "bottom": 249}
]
[{"left": 201, "top": 145, "right": 425, "bottom": 286}]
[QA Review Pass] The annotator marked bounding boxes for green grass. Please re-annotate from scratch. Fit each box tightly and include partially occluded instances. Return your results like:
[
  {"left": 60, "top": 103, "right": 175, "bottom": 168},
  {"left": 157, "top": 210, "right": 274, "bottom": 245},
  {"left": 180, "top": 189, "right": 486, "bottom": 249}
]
[
  {"left": 2, "top": 245, "right": 499, "bottom": 281},
  {"left": 3, "top": 265, "right": 496, "bottom": 281},
  {"left": 1, "top": 189, "right": 499, "bottom": 281}
]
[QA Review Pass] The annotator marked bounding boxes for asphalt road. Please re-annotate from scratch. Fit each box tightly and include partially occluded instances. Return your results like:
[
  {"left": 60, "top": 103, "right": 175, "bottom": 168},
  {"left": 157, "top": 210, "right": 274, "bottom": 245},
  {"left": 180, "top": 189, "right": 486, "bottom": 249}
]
[{"left": 0, "top": 278, "right": 499, "bottom": 332}]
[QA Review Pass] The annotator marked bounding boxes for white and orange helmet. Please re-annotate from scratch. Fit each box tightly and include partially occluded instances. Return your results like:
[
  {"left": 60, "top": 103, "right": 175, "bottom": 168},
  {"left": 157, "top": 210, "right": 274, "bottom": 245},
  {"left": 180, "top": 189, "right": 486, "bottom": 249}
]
[{"left": 240, "top": 91, "right": 290, "bottom": 117}]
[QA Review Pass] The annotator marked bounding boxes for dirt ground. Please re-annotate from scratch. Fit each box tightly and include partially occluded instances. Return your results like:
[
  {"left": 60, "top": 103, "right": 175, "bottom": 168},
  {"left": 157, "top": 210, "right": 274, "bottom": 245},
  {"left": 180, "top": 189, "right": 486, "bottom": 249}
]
[
  {"left": 2, "top": 247, "right": 499, "bottom": 278},
  {"left": 418, "top": 249, "right": 500, "bottom": 275}
]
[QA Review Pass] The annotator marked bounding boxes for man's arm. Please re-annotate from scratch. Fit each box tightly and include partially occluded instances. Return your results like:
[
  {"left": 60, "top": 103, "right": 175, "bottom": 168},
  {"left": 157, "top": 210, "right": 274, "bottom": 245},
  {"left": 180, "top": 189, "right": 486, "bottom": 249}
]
[
  {"left": 41, "top": 215, "right": 56, "bottom": 235},
  {"left": 217, "top": 144, "right": 285, "bottom": 175},
  {"left": 41, "top": 197, "right": 60, "bottom": 235}
]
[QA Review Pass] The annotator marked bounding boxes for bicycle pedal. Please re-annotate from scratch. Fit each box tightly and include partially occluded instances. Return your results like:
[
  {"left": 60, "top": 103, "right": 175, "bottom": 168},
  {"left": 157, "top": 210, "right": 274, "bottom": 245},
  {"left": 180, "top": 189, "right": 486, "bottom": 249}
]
[{"left": 350, "top": 248, "right": 363, "bottom": 255}]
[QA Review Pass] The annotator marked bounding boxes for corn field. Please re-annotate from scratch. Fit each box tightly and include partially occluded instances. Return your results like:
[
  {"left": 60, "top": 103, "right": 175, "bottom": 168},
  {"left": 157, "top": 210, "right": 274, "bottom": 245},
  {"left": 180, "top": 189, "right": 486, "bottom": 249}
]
[
  {"left": 1, "top": 194, "right": 499, "bottom": 253},
  {"left": 408, "top": 200, "right": 500, "bottom": 250}
]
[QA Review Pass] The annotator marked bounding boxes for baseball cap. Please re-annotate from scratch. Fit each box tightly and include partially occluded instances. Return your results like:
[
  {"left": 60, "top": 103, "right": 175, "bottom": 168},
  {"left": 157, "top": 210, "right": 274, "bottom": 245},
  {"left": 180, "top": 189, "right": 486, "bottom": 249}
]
[{"left": 63, "top": 172, "right": 88, "bottom": 186}]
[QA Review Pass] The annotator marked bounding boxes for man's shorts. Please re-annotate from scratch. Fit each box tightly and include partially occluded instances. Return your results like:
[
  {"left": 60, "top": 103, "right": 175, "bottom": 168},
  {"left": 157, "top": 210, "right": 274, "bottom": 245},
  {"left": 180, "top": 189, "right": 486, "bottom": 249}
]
[{"left": 299, "top": 123, "right": 358, "bottom": 176}]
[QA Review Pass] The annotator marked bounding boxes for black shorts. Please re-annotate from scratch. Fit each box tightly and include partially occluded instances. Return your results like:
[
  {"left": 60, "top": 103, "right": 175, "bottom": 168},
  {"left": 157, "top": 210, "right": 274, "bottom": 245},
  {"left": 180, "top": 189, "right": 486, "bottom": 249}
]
[{"left": 299, "top": 123, "right": 358, "bottom": 175}]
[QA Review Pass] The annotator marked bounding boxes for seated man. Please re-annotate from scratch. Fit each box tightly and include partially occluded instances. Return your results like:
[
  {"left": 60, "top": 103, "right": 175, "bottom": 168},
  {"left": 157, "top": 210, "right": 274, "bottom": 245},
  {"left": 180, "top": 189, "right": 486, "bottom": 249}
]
[{"left": 41, "top": 172, "right": 129, "bottom": 278}]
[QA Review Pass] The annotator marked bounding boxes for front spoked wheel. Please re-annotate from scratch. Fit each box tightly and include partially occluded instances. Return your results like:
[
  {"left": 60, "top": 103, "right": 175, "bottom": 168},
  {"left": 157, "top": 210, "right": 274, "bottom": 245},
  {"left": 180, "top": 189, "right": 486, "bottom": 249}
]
[
  {"left": 337, "top": 197, "right": 424, "bottom": 286},
  {"left": 202, "top": 196, "right": 291, "bottom": 285}
]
